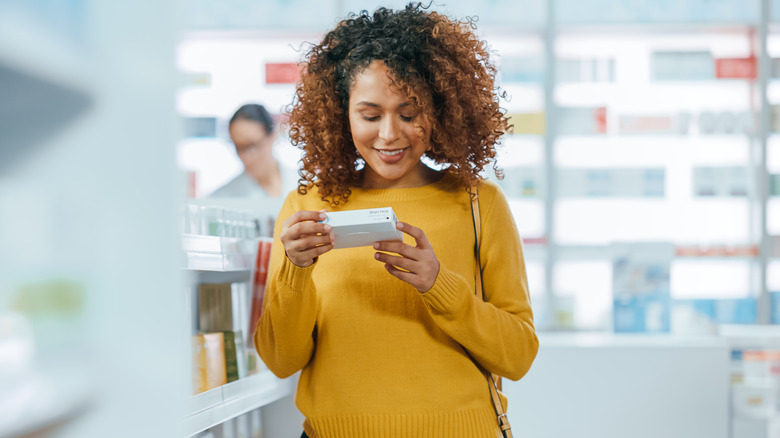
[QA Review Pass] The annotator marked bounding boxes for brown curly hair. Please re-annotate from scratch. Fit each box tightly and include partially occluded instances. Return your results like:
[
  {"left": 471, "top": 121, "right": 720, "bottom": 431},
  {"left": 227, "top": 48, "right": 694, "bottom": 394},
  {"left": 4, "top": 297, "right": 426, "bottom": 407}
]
[{"left": 286, "top": 2, "right": 508, "bottom": 205}]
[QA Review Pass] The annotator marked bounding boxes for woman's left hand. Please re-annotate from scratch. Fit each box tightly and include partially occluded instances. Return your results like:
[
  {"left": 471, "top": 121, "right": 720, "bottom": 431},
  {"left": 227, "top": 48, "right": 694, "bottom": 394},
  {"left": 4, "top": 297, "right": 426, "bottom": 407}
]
[{"left": 373, "top": 222, "right": 440, "bottom": 293}]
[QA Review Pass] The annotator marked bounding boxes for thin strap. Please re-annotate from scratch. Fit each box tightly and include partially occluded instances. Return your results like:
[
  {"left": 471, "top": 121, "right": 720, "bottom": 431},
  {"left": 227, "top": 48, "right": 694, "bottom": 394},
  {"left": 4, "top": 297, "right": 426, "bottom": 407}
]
[
  {"left": 470, "top": 192, "right": 484, "bottom": 300},
  {"left": 470, "top": 187, "right": 513, "bottom": 438}
]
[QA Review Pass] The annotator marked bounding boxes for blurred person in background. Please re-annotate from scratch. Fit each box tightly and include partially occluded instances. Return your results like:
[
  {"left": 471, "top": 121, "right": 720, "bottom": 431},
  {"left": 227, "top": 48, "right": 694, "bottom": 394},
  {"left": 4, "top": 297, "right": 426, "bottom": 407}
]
[
  {"left": 210, "top": 103, "right": 298, "bottom": 198},
  {"left": 255, "top": 4, "right": 538, "bottom": 438}
]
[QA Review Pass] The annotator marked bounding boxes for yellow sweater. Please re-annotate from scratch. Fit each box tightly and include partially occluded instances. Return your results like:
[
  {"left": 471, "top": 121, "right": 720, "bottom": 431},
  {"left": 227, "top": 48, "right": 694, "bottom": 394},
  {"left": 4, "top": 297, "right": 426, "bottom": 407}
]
[{"left": 256, "top": 172, "right": 538, "bottom": 438}]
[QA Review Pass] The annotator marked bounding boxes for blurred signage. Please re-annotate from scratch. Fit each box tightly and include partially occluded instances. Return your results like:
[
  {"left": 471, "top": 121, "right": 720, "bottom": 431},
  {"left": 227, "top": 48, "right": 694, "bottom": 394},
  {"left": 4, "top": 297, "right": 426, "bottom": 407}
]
[
  {"left": 265, "top": 63, "right": 300, "bottom": 84},
  {"left": 715, "top": 57, "right": 757, "bottom": 79}
]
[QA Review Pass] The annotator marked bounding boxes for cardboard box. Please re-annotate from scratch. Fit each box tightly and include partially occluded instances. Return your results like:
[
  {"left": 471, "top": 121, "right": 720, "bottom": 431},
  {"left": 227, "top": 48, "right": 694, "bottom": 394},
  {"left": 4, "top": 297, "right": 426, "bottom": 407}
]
[{"left": 322, "top": 207, "right": 403, "bottom": 249}]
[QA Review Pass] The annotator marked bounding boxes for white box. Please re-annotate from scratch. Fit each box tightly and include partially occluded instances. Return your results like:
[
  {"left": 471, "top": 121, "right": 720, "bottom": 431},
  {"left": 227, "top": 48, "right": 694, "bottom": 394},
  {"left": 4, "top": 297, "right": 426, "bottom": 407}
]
[
  {"left": 322, "top": 207, "right": 403, "bottom": 249},
  {"left": 732, "top": 383, "right": 780, "bottom": 419}
]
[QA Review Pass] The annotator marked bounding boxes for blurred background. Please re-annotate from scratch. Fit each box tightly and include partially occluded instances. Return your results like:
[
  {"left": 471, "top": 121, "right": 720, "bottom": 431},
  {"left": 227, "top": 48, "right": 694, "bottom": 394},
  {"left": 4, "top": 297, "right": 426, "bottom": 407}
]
[{"left": 2, "top": 0, "right": 780, "bottom": 437}]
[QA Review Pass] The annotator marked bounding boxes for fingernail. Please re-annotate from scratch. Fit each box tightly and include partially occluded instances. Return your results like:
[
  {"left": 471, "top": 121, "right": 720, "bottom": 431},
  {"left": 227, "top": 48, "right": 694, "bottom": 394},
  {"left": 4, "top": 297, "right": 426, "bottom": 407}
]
[
  {"left": 330, "top": 233, "right": 335, "bottom": 241},
  {"left": 323, "top": 224, "right": 331, "bottom": 232},
  {"left": 373, "top": 243, "right": 379, "bottom": 249},
  {"left": 319, "top": 213, "right": 327, "bottom": 220},
  {"left": 374, "top": 253, "right": 380, "bottom": 259},
  {"left": 397, "top": 222, "right": 404, "bottom": 229}
]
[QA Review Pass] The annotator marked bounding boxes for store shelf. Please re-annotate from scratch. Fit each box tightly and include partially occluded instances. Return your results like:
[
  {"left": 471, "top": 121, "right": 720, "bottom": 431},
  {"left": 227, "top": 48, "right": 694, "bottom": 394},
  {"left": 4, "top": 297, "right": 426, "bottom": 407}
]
[
  {"left": 550, "top": 244, "right": 762, "bottom": 261},
  {"left": 675, "top": 245, "right": 760, "bottom": 258},
  {"left": 182, "top": 234, "right": 258, "bottom": 272},
  {"left": 719, "top": 324, "right": 780, "bottom": 348},
  {"left": 537, "top": 332, "right": 729, "bottom": 348},
  {"left": 184, "top": 370, "right": 296, "bottom": 437}
]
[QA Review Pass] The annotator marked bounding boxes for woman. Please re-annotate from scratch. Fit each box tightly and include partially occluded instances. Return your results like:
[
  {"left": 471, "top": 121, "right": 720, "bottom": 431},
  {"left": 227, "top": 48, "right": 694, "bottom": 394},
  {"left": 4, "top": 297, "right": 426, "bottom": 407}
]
[
  {"left": 210, "top": 103, "right": 297, "bottom": 198},
  {"left": 255, "top": 4, "right": 538, "bottom": 437}
]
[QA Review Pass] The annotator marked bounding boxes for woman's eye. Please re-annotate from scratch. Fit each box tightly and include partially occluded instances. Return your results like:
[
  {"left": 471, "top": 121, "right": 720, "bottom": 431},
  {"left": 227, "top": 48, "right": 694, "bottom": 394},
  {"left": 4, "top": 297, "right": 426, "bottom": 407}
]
[
  {"left": 363, "top": 115, "right": 380, "bottom": 122},
  {"left": 400, "top": 115, "right": 415, "bottom": 122}
]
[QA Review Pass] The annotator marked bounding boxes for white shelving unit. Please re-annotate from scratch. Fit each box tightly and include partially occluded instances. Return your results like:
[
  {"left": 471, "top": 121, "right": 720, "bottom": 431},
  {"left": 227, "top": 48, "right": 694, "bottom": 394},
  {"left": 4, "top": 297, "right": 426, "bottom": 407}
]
[
  {"left": 183, "top": 233, "right": 296, "bottom": 437},
  {"left": 720, "top": 325, "right": 780, "bottom": 438},
  {"left": 182, "top": 234, "right": 259, "bottom": 272},
  {"left": 184, "top": 370, "right": 296, "bottom": 436}
]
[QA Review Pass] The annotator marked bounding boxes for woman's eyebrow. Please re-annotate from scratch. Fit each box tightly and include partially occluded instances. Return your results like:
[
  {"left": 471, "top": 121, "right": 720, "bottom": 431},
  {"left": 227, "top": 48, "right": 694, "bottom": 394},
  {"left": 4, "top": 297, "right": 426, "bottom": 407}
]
[{"left": 354, "top": 101, "right": 413, "bottom": 108}]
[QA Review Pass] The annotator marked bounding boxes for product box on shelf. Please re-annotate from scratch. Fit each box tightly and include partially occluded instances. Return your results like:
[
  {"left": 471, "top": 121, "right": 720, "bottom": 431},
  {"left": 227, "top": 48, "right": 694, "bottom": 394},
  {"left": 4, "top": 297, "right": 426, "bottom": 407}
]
[
  {"left": 612, "top": 243, "right": 674, "bottom": 333},
  {"left": 618, "top": 113, "right": 690, "bottom": 135},
  {"left": 693, "top": 166, "right": 749, "bottom": 197},
  {"left": 770, "top": 175, "right": 780, "bottom": 197},
  {"left": 198, "top": 283, "right": 235, "bottom": 332},
  {"left": 506, "top": 112, "right": 545, "bottom": 135},
  {"left": 715, "top": 57, "right": 757, "bottom": 80},
  {"left": 222, "top": 331, "right": 242, "bottom": 383},
  {"left": 191, "top": 329, "right": 247, "bottom": 391},
  {"left": 557, "top": 168, "right": 666, "bottom": 198},
  {"left": 672, "top": 298, "right": 757, "bottom": 328},
  {"left": 731, "top": 383, "right": 779, "bottom": 419},
  {"left": 557, "top": 57, "right": 615, "bottom": 83},
  {"left": 248, "top": 238, "right": 273, "bottom": 373},
  {"left": 557, "top": 106, "right": 607, "bottom": 135},
  {"left": 652, "top": 51, "right": 714, "bottom": 81},
  {"left": 192, "top": 333, "right": 227, "bottom": 394}
]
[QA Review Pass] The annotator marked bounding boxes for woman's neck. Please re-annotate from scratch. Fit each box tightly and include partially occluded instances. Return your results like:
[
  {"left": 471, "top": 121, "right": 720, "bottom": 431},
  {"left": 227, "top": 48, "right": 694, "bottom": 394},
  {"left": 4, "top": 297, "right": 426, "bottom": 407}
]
[{"left": 359, "top": 163, "right": 442, "bottom": 189}]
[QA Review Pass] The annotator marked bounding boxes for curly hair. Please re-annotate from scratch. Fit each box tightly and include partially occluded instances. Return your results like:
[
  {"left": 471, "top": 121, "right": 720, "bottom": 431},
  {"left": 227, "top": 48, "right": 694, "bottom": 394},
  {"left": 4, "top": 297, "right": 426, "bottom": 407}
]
[{"left": 287, "top": 2, "right": 508, "bottom": 205}]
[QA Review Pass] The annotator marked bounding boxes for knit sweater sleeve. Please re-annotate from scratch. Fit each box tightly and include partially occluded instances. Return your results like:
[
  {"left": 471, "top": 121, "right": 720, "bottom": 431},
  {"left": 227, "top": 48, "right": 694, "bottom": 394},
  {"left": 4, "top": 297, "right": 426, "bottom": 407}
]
[
  {"left": 254, "top": 193, "right": 319, "bottom": 378},
  {"left": 420, "top": 182, "right": 539, "bottom": 381}
]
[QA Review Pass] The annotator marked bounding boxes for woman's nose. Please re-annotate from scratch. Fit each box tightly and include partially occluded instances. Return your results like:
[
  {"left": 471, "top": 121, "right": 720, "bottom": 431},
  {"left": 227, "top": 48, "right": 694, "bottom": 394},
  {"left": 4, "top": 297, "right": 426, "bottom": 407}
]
[{"left": 378, "top": 117, "right": 400, "bottom": 142}]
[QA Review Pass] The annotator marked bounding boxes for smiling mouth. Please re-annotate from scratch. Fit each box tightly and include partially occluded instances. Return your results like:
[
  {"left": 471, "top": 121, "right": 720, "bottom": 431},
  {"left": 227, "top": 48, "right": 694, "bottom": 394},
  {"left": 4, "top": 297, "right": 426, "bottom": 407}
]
[{"left": 375, "top": 147, "right": 409, "bottom": 156}]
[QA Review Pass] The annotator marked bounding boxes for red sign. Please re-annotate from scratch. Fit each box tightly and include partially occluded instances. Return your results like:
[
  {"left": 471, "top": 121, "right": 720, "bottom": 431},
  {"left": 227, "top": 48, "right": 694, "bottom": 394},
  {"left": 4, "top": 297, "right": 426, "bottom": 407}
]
[
  {"left": 715, "top": 57, "right": 757, "bottom": 79},
  {"left": 595, "top": 107, "right": 607, "bottom": 134},
  {"left": 265, "top": 62, "right": 301, "bottom": 84}
]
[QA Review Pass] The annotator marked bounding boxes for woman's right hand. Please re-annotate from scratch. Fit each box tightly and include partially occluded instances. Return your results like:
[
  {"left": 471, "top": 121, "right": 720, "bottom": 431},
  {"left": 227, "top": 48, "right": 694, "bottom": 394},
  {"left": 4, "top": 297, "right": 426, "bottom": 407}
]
[{"left": 280, "top": 210, "right": 335, "bottom": 268}]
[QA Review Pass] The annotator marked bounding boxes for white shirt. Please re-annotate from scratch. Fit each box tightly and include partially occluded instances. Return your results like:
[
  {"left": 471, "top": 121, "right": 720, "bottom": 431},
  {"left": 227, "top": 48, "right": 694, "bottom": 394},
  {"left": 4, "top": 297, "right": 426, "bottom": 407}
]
[{"left": 209, "top": 161, "right": 299, "bottom": 200}]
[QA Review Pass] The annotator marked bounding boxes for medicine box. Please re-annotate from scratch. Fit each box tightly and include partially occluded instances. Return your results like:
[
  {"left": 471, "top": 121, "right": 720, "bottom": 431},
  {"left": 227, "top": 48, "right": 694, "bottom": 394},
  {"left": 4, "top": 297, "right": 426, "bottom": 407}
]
[{"left": 322, "top": 207, "right": 403, "bottom": 249}]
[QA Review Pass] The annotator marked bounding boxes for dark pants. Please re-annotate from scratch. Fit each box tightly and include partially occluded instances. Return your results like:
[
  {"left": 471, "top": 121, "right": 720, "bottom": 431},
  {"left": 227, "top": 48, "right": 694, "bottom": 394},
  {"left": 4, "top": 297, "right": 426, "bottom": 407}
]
[{"left": 301, "top": 432, "right": 309, "bottom": 438}]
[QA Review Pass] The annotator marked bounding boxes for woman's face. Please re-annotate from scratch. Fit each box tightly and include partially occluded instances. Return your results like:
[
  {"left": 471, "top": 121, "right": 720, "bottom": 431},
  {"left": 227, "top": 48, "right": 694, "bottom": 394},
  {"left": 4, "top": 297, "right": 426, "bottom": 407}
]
[
  {"left": 348, "top": 60, "right": 432, "bottom": 189},
  {"left": 229, "top": 119, "right": 274, "bottom": 172}
]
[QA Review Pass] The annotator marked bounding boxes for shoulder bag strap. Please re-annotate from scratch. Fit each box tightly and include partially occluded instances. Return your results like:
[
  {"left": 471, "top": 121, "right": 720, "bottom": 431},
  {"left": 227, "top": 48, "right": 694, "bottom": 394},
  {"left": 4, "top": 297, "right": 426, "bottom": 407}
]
[{"left": 470, "top": 188, "right": 513, "bottom": 438}]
